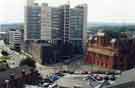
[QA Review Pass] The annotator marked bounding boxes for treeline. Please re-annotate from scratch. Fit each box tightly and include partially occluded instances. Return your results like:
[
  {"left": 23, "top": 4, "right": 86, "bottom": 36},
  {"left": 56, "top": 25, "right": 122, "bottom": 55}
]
[{"left": 87, "top": 24, "right": 135, "bottom": 33}]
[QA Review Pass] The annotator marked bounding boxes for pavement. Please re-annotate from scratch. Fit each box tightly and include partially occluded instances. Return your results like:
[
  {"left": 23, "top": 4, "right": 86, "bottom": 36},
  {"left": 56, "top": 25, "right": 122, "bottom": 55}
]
[
  {"left": 56, "top": 74, "right": 92, "bottom": 88},
  {"left": 35, "top": 54, "right": 114, "bottom": 79},
  {"left": 36, "top": 63, "right": 57, "bottom": 78}
]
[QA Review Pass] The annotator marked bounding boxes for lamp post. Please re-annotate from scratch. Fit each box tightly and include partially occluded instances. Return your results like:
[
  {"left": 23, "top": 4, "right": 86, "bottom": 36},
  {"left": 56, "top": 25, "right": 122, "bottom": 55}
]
[{"left": 5, "top": 80, "right": 9, "bottom": 88}]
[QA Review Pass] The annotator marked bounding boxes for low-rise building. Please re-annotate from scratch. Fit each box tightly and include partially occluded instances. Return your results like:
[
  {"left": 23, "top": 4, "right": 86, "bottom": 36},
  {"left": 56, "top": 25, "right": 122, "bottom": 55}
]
[
  {"left": 86, "top": 32, "right": 135, "bottom": 70},
  {"left": 31, "top": 42, "right": 59, "bottom": 65}
]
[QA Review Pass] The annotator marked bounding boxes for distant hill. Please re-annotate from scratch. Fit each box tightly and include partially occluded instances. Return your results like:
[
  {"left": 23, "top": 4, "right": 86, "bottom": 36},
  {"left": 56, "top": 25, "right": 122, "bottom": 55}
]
[
  {"left": 87, "top": 22, "right": 135, "bottom": 33},
  {"left": 0, "top": 23, "right": 24, "bottom": 32}
]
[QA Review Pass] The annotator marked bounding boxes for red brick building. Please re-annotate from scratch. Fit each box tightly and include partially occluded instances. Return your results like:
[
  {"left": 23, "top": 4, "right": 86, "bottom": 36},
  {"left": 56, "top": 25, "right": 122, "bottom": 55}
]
[{"left": 86, "top": 32, "right": 135, "bottom": 70}]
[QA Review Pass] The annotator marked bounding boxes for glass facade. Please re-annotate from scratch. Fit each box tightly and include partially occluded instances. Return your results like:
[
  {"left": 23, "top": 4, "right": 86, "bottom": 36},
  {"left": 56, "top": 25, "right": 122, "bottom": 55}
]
[
  {"left": 51, "top": 8, "right": 61, "bottom": 40},
  {"left": 25, "top": 3, "right": 87, "bottom": 53},
  {"left": 26, "top": 6, "right": 41, "bottom": 40},
  {"left": 70, "top": 9, "right": 83, "bottom": 39}
]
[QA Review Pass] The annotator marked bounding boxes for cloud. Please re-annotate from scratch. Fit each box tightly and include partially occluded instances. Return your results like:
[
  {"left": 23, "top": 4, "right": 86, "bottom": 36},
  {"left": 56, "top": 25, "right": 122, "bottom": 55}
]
[
  {"left": 1, "top": 0, "right": 135, "bottom": 23},
  {"left": 0, "top": 0, "right": 26, "bottom": 23}
]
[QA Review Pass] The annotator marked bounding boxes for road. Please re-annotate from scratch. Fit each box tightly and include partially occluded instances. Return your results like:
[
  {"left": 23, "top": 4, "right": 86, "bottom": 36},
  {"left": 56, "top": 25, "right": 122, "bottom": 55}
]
[
  {"left": 36, "top": 63, "right": 57, "bottom": 78},
  {"left": 36, "top": 55, "right": 85, "bottom": 78}
]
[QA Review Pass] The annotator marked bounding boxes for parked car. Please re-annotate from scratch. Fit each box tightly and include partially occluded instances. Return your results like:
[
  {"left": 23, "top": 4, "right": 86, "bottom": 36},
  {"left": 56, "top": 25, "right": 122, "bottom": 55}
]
[
  {"left": 43, "top": 78, "right": 53, "bottom": 83},
  {"left": 55, "top": 72, "right": 64, "bottom": 77},
  {"left": 81, "top": 71, "right": 88, "bottom": 74},
  {"left": 61, "top": 70, "right": 74, "bottom": 74},
  {"left": 49, "top": 75, "right": 60, "bottom": 82},
  {"left": 109, "top": 75, "right": 116, "bottom": 81},
  {"left": 42, "top": 83, "right": 50, "bottom": 87},
  {"left": 95, "top": 75, "right": 104, "bottom": 81},
  {"left": 48, "top": 83, "right": 58, "bottom": 88}
]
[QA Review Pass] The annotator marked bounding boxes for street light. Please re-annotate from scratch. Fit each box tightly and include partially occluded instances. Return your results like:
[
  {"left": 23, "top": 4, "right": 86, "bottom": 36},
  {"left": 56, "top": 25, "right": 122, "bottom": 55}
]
[{"left": 5, "top": 80, "right": 9, "bottom": 88}]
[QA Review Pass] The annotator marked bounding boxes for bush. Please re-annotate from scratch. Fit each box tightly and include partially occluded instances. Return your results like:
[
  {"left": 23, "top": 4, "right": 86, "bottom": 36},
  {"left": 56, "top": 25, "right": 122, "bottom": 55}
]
[
  {"left": 20, "top": 57, "right": 36, "bottom": 68},
  {"left": 0, "top": 61, "right": 9, "bottom": 71}
]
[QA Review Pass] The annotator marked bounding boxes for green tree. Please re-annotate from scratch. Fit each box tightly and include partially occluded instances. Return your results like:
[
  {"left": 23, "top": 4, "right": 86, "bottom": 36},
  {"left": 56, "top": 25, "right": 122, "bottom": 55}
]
[
  {"left": 20, "top": 57, "right": 36, "bottom": 68},
  {"left": 1, "top": 50, "right": 9, "bottom": 56}
]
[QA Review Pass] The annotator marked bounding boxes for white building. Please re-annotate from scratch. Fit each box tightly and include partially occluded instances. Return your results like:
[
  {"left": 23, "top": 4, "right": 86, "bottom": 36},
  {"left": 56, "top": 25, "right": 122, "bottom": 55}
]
[{"left": 8, "top": 30, "right": 22, "bottom": 47}]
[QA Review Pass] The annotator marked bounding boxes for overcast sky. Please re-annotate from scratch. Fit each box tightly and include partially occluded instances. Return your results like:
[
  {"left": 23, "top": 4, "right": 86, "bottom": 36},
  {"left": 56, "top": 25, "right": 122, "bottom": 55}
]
[{"left": 1, "top": 0, "right": 135, "bottom": 24}]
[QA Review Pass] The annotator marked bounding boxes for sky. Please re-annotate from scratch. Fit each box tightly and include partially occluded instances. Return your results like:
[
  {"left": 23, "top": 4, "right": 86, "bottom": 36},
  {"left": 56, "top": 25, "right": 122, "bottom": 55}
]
[{"left": 1, "top": 0, "right": 135, "bottom": 24}]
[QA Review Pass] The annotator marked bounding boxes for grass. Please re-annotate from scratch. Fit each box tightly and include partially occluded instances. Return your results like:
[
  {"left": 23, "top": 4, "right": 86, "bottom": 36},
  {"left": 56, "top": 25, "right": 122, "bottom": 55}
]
[{"left": 0, "top": 56, "right": 10, "bottom": 62}]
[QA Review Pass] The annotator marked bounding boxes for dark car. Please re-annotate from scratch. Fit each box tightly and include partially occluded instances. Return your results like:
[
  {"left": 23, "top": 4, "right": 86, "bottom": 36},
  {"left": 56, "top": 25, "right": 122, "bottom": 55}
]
[
  {"left": 81, "top": 71, "right": 88, "bottom": 74},
  {"left": 95, "top": 75, "right": 103, "bottom": 81},
  {"left": 55, "top": 72, "right": 64, "bottom": 77},
  {"left": 49, "top": 75, "right": 60, "bottom": 81}
]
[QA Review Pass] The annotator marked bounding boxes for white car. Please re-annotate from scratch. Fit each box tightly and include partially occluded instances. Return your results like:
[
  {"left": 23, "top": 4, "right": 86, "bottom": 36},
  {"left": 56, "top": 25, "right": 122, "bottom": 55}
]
[
  {"left": 48, "top": 83, "right": 58, "bottom": 88},
  {"left": 42, "top": 83, "right": 50, "bottom": 87}
]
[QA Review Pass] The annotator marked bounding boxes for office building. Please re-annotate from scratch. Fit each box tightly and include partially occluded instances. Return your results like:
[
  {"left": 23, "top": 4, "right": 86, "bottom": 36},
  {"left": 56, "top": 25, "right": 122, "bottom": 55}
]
[
  {"left": 24, "top": 1, "right": 87, "bottom": 53},
  {"left": 31, "top": 42, "right": 59, "bottom": 64},
  {"left": 8, "top": 29, "right": 22, "bottom": 50},
  {"left": 24, "top": 2, "right": 41, "bottom": 40}
]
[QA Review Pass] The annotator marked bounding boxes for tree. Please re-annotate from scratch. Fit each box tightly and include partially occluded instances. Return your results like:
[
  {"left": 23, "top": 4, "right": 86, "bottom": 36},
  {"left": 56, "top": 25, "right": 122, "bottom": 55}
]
[
  {"left": 1, "top": 50, "right": 9, "bottom": 56},
  {"left": 20, "top": 57, "right": 36, "bottom": 68},
  {"left": 0, "top": 60, "right": 9, "bottom": 71}
]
